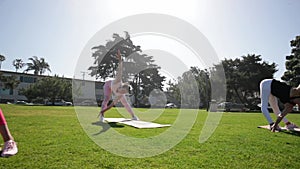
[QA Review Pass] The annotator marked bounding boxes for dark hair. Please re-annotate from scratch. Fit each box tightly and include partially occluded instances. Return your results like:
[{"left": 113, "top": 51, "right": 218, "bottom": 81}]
[{"left": 291, "top": 87, "right": 300, "bottom": 98}]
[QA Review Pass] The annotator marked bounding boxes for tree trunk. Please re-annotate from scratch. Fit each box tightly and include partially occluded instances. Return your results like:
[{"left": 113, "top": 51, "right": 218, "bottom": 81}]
[{"left": 233, "top": 86, "right": 244, "bottom": 103}]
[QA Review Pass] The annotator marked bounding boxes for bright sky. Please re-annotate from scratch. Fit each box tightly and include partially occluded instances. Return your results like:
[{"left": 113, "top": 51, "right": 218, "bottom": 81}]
[{"left": 0, "top": 0, "right": 299, "bottom": 80}]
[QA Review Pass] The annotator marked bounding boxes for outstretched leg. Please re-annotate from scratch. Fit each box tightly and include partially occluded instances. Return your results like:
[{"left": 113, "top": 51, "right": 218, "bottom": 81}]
[
  {"left": 101, "top": 81, "right": 112, "bottom": 114},
  {"left": 0, "top": 108, "right": 18, "bottom": 157},
  {"left": 99, "top": 81, "right": 112, "bottom": 122},
  {"left": 119, "top": 96, "right": 138, "bottom": 120},
  {"left": 260, "top": 79, "right": 273, "bottom": 124},
  {"left": 0, "top": 109, "right": 12, "bottom": 142}
]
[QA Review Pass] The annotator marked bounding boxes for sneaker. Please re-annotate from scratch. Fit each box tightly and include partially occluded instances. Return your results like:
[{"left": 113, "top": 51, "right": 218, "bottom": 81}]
[
  {"left": 1, "top": 140, "right": 18, "bottom": 157},
  {"left": 285, "top": 123, "right": 299, "bottom": 130},
  {"left": 132, "top": 115, "right": 139, "bottom": 121},
  {"left": 99, "top": 114, "right": 105, "bottom": 122}
]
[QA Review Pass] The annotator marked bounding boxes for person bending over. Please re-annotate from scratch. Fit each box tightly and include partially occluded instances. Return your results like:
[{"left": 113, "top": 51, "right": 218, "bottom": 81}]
[{"left": 259, "top": 79, "right": 300, "bottom": 132}]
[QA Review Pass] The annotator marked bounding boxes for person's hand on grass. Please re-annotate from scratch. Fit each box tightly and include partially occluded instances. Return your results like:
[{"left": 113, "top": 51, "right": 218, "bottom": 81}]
[{"left": 270, "top": 124, "right": 281, "bottom": 132}]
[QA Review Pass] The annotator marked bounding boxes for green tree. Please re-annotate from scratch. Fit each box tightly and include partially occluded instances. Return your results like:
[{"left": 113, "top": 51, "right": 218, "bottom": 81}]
[
  {"left": 0, "top": 75, "right": 20, "bottom": 102},
  {"left": 89, "top": 32, "right": 141, "bottom": 80},
  {"left": 166, "top": 67, "right": 215, "bottom": 109},
  {"left": 165, "top": 80, "right": 181, "bottom": 106},
  {"left": 130, "top": 67, "right": 165, "bottom": 107},
  {"left": 20, "top": 75, "right": 72, "bottom": 104},
  {"left": 138, "top": 68, "right": 165, "bottom": 95},
  {"left": 0, "top": 54, "right": 5, "bottom": 70},
  {"left": 165, "top": 68, "right": 202, "bottom": 108},
  {"left": 220, "top": 54, "right": 277, "bottom": 108},
  {"left": 209, "top": 62, "right": 227, "bottom": 102},
  {"left": 24, "top": 56, "right": 51, "bottom": 75},
  {"left": 190, "top": 67, "right": 211, "bottom": 108},
  {"left": 176, "top": 71, "right": 200, "bottom": 108},
  {"left": 282, "top": 35, "right": 300, "bottom": 86},
  {"left": 13, "top": 59, "right": 25, "bottom": 72},
  {"left": 166, "top": 55, "right": 276, "bottom": 109}
]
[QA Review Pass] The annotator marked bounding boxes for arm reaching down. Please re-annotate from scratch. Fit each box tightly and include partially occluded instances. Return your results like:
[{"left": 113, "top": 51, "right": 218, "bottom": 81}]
[
  {"left": 271, "top": 103, "right": 294, "bottom": 132},
  {"left": 98, "top": 95, "right": 122, "bottom": 117}
]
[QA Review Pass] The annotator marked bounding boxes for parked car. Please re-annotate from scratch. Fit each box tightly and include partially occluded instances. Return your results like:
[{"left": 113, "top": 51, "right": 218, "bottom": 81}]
[
  {"left": 165, "top": 103, "right": 177, "bottom": 108},
  {"left": 218, "top": 102, "right": 249, "bottom": 112},
  {"left": 15, "top": 101, "right": 28, "bottom": 105},
  {"left": 46, "top": 100, "right": 73, "bottom": 106},
  {"left": 257, "top": 103, "right": 272, "bottom": 111},
  {"left": 63, "top": 101, "right": 73, "bottom": 106},
  {"left": 78, "top": 100, "right": 98, "bottom": 106},
  {"left": 293, "top": 104, "right": 299, "bottom": 112}
]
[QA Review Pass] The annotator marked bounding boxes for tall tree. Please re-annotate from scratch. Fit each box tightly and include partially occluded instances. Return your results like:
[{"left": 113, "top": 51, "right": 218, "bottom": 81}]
[
  {"left": 165, "top": 80, "right": 181, "bottom": 106},
  {"left": 88, "top": 32, "right": 165, "bottom": 107},
  {"left": 282, "top": 35, "right": 300, "bottom": 86},
  {"left": 219, "top": 54, "right": 277, "bottom": 108},
  {"left": 137, "top": 68, "right": 165, "bottom": 95},
  {"left": 13, "top": 59, "right": 25, "bottom": 72},
  {"left": 190, "top": 67, "right": 211, "bottom": 108},
  {"left": 176, "top": 70, "right": 200, "bottom": 108},
  {"left": 0, "top": 54, "right": 5, "bottom": 70},
  {"left": 89, "top": 32, "right": 142, "bottom": 80},
  {"left": 166, "top": 67, "right": 215, "bottom": 109},
  {"left": 24, "top": 56, "right": 51, "bottom": 75}
]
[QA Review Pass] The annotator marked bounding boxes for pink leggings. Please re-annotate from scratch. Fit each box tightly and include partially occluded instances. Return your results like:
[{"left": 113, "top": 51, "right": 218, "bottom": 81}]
[
  {"left": 0, "top": 108, "right": 7, "bottom": 126},
  {"left": 101, "top": 81, "right": 112, "bottom": 110}
]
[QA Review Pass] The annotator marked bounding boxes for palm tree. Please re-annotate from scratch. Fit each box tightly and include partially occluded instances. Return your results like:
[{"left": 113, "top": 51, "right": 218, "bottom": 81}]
[
  {"left": 24, "top": 56, "right": 51, "bottom": 75},
  {"left": 13, "top": 59, "right": 25, "bottom": 72},
  {"left": 0, "top": 54, "right": 6, "bottom": 70},
  {"left": 24, "top": 56, "right": 39, "bottom": 75},
  {"left": 38, "top": 57, "right": 51, "bottom": 75}
]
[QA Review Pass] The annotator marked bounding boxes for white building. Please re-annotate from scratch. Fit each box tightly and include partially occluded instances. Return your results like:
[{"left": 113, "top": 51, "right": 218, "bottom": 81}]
[{"left": 0, "top": 70, "right": 104, "bottom": 105}]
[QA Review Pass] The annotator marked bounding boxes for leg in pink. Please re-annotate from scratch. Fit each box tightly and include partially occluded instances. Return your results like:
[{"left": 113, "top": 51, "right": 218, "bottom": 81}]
[
  {"left": 119, "top": 95, "right": 135, "bottom": 117},
  {"left": 101, "top": 81, "right": 112, "bottom": 114},
  {"left": 0, "top": 108, "right": 18, "bottom": 157},
  {"left": 0, "top": 108, "right": 13, "bottom": 142},
  {"left": 0, "top": 108, "right": 7, "bottom": 126}
]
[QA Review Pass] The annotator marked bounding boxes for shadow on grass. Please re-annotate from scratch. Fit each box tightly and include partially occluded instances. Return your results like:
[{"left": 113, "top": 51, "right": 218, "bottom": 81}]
[
  {"left": 258, "top": 126, "right": 300, "bottom": 137},
  {"left": 91, "top": 121, "right": 124, "bottom": 136},
  {"left": 281, "top": 130, "right": 300, "bottom": 137},
  {"left": 0, "top": 151, "right": 12, "bottom": 158}
]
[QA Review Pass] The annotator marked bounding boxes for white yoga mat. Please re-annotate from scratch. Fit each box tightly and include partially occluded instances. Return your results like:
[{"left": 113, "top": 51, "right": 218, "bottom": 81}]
[
  {"left": 104, "top": 118, "right": 128, "bottom": 123},
  {"left": 258, "top": 125, "right": 300, "bottom": 132},
  {"left": 104, "top": 118, "right": 171, "bottom": 129}
]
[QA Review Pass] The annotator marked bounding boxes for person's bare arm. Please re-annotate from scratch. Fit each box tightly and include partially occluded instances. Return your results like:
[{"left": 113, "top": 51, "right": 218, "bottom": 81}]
[
  {"left": 114, "top": 50, "right": 123, "bottom": 83},
  {"left": 271, "top": 103, "right": 294, "bottom": 132},
  {"left": 98, "top": 95, "right": 122, "bottom": 117}
]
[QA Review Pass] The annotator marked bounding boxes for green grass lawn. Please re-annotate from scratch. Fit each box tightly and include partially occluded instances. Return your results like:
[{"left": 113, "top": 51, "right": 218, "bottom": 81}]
[{"left": 0, "top": 104, "right": 300, "bottom": 169}]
